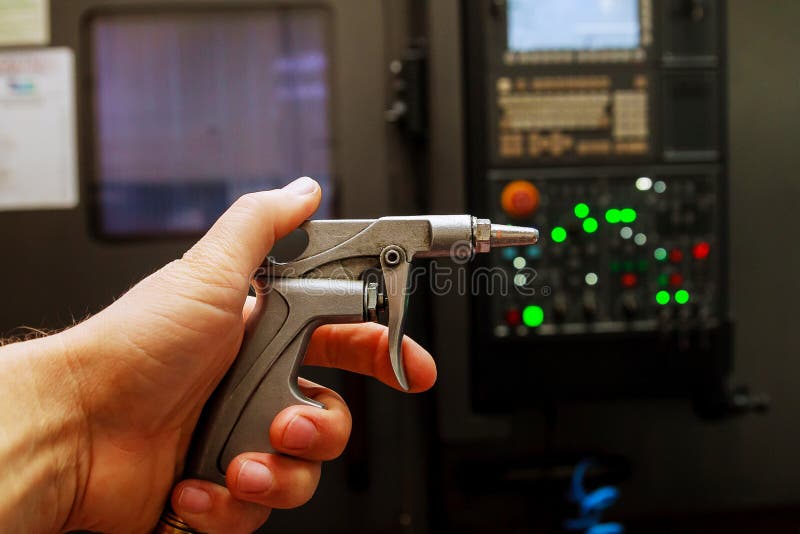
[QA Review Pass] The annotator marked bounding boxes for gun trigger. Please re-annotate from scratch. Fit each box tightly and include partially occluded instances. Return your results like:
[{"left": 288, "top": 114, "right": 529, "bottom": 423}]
[{"left": 380, "top": 246, "right": 412, "bottom": 391}]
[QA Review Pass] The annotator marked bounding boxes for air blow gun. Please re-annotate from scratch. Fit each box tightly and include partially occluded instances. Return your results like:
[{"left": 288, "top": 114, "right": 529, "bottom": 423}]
[{"left": 156, "top": 215, "right": 538, "bottom": 533}]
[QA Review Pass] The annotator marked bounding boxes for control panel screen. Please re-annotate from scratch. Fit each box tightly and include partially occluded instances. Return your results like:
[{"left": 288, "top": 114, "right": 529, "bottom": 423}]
[
  {"left": 507, "top": 0, "right": 640, "bottom": 52},
  {"left": 90, "top": 9, "right": 333, "bottom": 238}
]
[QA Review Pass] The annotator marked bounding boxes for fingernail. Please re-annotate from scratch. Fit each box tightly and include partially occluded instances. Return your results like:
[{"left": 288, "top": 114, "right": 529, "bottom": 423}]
[
  {"left": 283, "top": 176, "right": 318, "bottom": 195},
  {"left": 237, "top": 460, "right": 274, "bottom": 494},
  {"left": 283, "top": 415, "right": 318, "bottom": 451},
  {"left": 177, "top": 486, "right": 212, "bottom": 514}
]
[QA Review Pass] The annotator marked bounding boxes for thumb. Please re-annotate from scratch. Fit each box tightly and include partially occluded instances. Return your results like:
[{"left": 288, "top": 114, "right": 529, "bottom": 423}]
[{"left": 182, "top": 177, "right": 321, "bottom": 282}]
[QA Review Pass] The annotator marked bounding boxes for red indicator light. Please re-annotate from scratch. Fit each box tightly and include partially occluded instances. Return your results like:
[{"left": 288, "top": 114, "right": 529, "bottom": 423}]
[
  {"left": 501, "top": 181, "right": 540, "bottom": 218},
  {"left": 693, "top": 242, "right": 711, "bottom": 260},
  {"left": 621, "top": 273, "right": 638, "bottom": 288},
  {"left": 669, "top": 249, "right": 684, "bottom": 263},
  {"left": 505, "top": 309, "right": 522, "bottom": 326},
  {"left": 669, "top": 273, "right": 684, "bottom": 287}
]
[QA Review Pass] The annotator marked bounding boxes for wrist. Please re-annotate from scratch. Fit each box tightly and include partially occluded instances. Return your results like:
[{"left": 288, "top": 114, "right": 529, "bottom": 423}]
[{"left": 0, "top": 331, "right": 90, "bottom": 532}]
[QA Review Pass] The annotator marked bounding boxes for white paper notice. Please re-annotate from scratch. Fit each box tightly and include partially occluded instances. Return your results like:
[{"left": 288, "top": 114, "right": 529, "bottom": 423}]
[
  {"left": 0, "top": 48, "right": 78, "bottom": 211},
  {"left": 0, "top": 0, "right": 49, "bottom": 46}
]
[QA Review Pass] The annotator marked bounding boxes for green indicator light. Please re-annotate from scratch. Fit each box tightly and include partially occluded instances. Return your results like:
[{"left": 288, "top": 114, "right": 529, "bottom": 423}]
[
  {"left": 675, "top": 290, "right": 690, "bottom": 304},
  {"left": 656, "top": 290, "right": 671, "bottom": 305},
  {"left": 620, "top": 208, "right": 637, "bottom": 223},
  {"left": 610, "top": 261, "right": 622, "bottom": 273},
  {"left": 551, "top": 226, "right": 567, "bottom": 243},
  {"left": 658, "top": 273, "right": 669, "bottom": 286},
  {"left": 583, "top": 217, "right": 599, "bottom": 233},
  {"left": 574, "top": 203, "right": 590, "bottom": 219},
  {"left": 605, "top": 209, "right": 621, "bottom": 223},
  {"left": 654, "top": 247, "right": 667, "bottom": 261},
  {"left": 522, "top": 305, "right": 544, "bottom": 327},
  {"left": 623, "top": 260, "right": 635, "bottom": 272},
  {"left": 637, "top": 259, "right": 649, "bottom": 273}
]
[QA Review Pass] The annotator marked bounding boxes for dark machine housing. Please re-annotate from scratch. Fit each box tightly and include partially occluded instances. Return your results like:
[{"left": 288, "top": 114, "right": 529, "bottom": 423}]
[{"left": 462, "top": 0, "right": 745, "bottom": 413}]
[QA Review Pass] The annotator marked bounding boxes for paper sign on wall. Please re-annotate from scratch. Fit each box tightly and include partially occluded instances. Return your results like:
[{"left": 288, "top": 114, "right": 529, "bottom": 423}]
[
  {"left": 0, "top": 0, "right": 49, "bottom": 46},
  {"left": 0, "top": 48, "right": 78, "bottom": 211}
]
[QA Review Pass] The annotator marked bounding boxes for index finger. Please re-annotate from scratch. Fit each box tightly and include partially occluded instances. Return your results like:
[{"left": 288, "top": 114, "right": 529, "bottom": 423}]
[{"left": 304, "top": 322, "right": 436, "bottom": 392}]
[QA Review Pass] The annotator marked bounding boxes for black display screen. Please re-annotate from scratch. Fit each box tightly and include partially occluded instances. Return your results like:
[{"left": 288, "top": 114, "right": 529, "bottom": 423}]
[{"left": 90, "top": 9, "right": 333, "bottom": 237}]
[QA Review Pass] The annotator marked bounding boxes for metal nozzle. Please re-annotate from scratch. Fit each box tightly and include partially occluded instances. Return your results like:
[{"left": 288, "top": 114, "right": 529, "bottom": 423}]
[
  {"left": 474, "top": 218, "right": 538, "bottom": 252},
  {"left": 490, "top": 224, "right": 539, "bottom": 248}
]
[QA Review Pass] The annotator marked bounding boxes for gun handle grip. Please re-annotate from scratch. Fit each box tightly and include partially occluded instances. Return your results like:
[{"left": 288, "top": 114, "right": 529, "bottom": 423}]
[{"left": 181, "top": 279, "right": 366, "bottom": 485}]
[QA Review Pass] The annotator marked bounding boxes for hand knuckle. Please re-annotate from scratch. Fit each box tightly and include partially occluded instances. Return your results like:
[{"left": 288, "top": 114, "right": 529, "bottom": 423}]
[{"left": 234, "top": 191, "right": 273, "bottom": 212}]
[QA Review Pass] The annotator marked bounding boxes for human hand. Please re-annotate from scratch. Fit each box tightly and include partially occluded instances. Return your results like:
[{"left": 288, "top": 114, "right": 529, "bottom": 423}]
[{"left": 0, "top": 177, "right": 436, "bottom": 533}]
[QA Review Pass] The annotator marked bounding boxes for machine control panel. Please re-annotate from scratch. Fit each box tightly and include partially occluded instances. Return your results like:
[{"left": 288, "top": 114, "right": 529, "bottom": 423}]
[
  {"left": 464, "top": 0, "right": 728, "bottom": 401},
  {"left": 489, "top": 169, "right": 720, "bottom": 338}
]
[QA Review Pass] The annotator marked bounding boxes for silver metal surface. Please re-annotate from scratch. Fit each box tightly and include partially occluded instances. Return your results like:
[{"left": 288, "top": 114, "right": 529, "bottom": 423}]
[
  {"left": 365, "top": 282, "right": 383, "bottom": 322},
  {"left": 490, "top": 224, "right": 539, "bottom": 248},
  {"left": 382, "top": 245, "right": 404, "bottom": 266},
  {"left": 380, "top": 245, "right": 412, "bottom": 391},
  {"left": 473, "top": 218, "right": 492, "bottom": 253}
]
